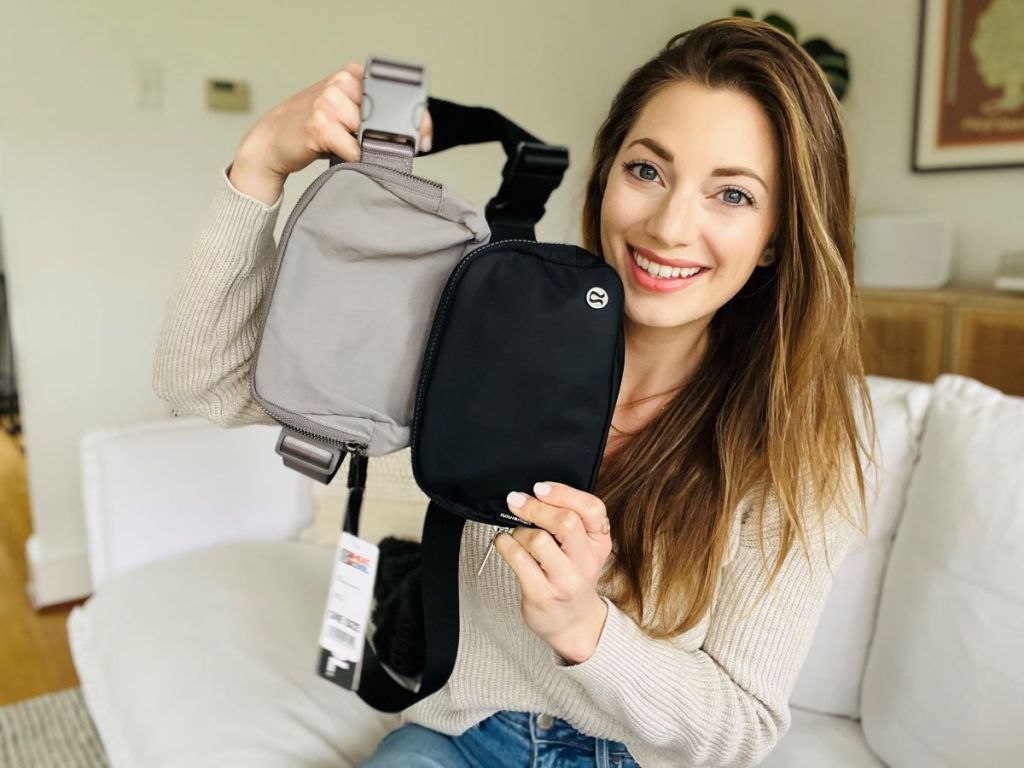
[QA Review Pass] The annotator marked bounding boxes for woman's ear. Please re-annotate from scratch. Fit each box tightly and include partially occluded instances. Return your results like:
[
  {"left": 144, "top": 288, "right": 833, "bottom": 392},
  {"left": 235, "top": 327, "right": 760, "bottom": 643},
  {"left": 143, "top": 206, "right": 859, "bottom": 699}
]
[{"left": 757, "top": 246, "right": 776, "bottom": 267}]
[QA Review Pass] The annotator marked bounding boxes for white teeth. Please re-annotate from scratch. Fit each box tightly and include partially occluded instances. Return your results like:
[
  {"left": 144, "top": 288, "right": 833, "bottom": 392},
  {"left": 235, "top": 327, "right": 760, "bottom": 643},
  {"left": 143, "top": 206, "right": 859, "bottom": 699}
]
[{"left": 630, "top": 248, "right": 704, "bottom": 280}]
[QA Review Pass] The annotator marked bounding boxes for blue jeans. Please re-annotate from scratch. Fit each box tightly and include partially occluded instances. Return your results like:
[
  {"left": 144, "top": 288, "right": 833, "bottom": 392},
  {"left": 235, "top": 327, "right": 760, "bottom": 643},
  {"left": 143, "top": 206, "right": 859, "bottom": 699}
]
[{"left": 359, "top": 710, "right": 639, "bottom": 767}]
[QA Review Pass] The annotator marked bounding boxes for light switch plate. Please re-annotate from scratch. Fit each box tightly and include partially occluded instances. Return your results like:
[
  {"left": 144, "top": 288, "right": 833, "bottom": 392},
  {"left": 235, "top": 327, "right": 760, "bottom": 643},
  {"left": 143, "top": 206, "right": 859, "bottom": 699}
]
[{"left": 206, "top": 79, "right": 251, "bottom": 112}]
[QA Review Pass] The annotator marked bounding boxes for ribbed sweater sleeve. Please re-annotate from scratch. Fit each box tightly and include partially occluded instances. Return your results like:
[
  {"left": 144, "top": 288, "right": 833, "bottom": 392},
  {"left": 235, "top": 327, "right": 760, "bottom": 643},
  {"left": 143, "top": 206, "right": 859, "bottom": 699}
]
[
  {"left": 152, "top": 164, "right": 281, "bottom": 427},
  {"left": 547, "top": 498, "right": 863, "bottom": 768}
]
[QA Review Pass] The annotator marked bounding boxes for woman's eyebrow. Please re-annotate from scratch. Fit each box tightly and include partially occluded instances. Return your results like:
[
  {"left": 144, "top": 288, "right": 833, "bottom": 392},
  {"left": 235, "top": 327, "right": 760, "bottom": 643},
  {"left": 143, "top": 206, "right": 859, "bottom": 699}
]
[
  {"left": 710, "top": 166, "right": 768, "bottom": 191},
  {"left": 627, "top": 137, "right": 675, "bottom": 163},
  {"left": 625, "top": 137, "right": 768, "bottom": 191}
]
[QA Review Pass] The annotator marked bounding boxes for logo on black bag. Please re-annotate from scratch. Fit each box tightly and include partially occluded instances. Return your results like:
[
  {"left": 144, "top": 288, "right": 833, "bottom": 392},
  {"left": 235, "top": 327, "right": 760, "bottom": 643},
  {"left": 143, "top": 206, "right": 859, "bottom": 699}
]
[{"left": 586, "top": 287, "right": 609, "bottom": 309}]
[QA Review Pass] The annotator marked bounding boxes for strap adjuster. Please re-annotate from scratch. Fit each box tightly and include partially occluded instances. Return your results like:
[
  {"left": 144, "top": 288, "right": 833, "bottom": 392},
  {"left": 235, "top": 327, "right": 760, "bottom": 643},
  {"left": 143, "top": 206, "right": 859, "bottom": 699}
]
[
  {"left": 275, "top": 428, "right": 346, "bottom": 484},
  {"left": 485, "top": 141, "right": 569, "bottom": 241}
]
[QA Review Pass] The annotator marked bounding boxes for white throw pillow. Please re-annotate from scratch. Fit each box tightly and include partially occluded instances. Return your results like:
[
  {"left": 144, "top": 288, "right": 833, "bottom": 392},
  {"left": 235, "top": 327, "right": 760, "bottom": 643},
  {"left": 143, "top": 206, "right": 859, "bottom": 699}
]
[
  {"left": 69, "top": 541, "right": 401, "bottom": 768},
  {"left": 790, "top": 376, "right": 931, "bottom": 718},
  {"left": 861, "top": 374, "right": 1024, "bottom": 766}
]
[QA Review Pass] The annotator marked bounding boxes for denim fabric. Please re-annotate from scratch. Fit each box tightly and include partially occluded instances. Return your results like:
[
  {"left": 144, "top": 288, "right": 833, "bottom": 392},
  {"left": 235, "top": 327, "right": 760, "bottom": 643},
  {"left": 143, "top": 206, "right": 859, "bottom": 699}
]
[{"left": 359, "top": 710, "right": 640, "bottom": 767}]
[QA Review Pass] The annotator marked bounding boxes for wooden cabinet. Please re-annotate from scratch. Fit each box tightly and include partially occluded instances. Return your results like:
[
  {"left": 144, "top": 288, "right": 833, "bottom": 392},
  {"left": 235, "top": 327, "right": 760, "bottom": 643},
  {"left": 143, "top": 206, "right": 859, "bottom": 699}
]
[{"left": 858, "top": 287, "right": 1024, "bottom": 396}]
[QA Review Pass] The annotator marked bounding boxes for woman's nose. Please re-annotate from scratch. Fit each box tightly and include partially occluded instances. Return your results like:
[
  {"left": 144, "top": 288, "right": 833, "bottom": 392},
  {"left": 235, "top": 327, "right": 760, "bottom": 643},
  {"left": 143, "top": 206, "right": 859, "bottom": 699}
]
[{"left": 644, "top": 190, "right": 698, "bottom": 247}]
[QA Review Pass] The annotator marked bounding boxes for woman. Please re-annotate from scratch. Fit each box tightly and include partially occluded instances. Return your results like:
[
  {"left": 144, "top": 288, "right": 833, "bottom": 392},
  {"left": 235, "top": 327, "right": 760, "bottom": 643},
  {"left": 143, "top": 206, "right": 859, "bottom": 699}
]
[{"left": 154, "top": 16, "right": 875, "bottom": 768}]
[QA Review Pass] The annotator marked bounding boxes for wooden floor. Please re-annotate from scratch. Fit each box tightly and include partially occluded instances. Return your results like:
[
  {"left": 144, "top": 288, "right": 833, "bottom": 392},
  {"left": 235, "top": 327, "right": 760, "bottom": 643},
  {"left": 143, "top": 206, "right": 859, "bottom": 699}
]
[{"left": 0, "top": 427, "right": 84, "bottom": 706}]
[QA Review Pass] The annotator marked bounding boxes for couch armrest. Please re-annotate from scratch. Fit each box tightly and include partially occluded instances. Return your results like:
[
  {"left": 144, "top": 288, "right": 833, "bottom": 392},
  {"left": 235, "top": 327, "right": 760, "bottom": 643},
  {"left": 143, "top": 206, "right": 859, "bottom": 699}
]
[{"left": 81, "top": 417, "right": 315, "bottom": 588}]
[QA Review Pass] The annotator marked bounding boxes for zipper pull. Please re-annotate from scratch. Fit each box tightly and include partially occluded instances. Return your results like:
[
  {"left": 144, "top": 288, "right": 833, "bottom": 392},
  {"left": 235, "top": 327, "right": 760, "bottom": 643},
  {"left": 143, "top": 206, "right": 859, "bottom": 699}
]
[
  {"left": 476, "top": 526, "right": 513, "bottom": 576},
  {"left": 343, "top": 441, "right": 368, "bottom": 456}
]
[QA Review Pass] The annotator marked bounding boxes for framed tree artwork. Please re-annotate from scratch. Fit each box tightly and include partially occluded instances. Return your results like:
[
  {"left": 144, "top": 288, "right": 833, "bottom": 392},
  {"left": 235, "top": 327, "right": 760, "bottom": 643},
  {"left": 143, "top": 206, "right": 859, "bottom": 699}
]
[{"left": 912, "top": 0, "right": 1024, "bottom": 172}]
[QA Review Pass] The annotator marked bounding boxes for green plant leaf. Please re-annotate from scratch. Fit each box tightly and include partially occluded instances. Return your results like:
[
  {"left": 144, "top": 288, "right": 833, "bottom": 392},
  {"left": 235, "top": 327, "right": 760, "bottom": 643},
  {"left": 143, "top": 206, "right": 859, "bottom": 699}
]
[
  {"left": 803, "top": 37, "right": 850, "bottom": 101},
  {"left": 763, "top": 12, "right": 798, "bottom": 40}
]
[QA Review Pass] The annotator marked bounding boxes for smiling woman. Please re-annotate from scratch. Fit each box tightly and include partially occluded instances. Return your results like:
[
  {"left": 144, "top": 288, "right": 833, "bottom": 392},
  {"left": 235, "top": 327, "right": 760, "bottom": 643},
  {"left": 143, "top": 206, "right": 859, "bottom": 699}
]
[
  {"left": 608, "top": 86, "right": 778, "bottom": 308},
  {"left": 153, "top": 15, "right": 875, "bottom": 768},
  {"left": 579, "top": 19, "right": 874, "bottom": 653}
]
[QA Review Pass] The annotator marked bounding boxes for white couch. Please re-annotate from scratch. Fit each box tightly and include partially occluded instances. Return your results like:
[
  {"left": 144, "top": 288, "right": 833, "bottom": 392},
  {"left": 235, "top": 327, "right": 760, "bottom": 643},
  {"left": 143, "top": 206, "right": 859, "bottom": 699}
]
[{"left": 67, "top": 374, "right": 1024, "bottom": 767}]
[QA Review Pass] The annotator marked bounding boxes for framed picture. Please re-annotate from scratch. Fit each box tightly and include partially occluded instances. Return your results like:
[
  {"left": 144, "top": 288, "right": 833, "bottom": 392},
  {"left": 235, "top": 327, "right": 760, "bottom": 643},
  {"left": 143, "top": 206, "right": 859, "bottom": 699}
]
[{"left": 912, "top": 0, "right": 1024, "bottom": 172}]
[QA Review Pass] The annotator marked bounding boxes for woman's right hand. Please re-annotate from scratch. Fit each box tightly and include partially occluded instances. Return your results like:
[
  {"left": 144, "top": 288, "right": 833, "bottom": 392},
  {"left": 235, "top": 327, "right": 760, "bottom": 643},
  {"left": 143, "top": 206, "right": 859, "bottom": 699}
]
[{"left": 228, "top": 62, "right": 433, "bottom": 205}]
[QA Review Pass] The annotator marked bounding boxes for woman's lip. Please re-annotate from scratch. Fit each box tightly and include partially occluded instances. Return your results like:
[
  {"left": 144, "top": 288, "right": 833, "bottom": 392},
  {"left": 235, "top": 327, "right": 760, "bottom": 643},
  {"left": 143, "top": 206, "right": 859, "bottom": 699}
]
[
  {"left": 627, "top": 246, "right": 707, "bottom": 293},
  {"left": 630, "top": 244, "right": 708, "bottom": 270}
]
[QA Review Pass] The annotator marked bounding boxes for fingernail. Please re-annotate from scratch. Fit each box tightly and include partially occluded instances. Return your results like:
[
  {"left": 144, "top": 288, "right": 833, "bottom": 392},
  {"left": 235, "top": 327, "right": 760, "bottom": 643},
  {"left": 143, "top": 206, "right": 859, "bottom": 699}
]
[
  {"left": 507, "top": 491, "right": 526, "bottom": 509},
  {"left": 534, "top": 482, "right": 552, "bottom": 497},
  {"left": 421, "top": 136, "right": 432, "bottom": 152},
  {"left": 601, "top": 518, "right": 610, "bottom": 534}
]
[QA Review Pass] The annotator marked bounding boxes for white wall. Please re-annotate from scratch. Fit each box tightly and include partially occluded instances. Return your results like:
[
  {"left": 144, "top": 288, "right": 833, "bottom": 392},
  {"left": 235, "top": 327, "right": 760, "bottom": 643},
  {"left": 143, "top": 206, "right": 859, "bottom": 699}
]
[{"left": 0, "top": 0, "right": 1021, "bottom": 604}]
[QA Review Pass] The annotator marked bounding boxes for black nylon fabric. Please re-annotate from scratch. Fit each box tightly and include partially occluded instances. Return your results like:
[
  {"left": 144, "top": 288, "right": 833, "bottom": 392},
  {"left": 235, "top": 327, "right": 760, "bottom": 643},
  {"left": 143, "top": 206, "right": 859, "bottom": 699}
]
[{"left": 413, "top": 240, "right": 625, "bottom": 524}]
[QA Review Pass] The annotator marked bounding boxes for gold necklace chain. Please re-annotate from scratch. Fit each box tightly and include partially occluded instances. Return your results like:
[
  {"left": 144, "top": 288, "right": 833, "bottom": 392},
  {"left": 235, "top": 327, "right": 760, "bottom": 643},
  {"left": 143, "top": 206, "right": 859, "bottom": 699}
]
[{"left": 609, "top": 384, "right": 683, "bottom": 437}]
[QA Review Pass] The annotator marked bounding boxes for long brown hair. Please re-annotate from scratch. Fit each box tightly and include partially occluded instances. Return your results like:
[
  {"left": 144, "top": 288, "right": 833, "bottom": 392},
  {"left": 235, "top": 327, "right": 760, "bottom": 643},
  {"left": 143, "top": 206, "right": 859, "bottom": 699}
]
[{"left": 586, "top": 17, "right": 877, "bottom": 638}]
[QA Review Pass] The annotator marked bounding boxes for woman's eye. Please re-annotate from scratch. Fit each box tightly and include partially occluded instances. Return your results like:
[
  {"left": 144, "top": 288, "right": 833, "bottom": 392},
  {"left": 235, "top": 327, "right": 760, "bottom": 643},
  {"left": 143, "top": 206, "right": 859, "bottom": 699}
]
[
  {"left": 623, "top": 160, "right": 660, "bottom": 183},
  {"left": 721, "top": 187, "right": 755, "bottom": 206},
  {"left": 637, "top": 163, "right": 659, "bottom": 182}
]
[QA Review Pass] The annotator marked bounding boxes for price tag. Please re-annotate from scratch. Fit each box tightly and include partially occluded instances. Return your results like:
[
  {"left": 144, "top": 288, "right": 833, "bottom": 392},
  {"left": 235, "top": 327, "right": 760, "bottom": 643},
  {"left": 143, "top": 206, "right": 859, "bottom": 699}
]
[{"left": 316, "top": 531, "right": 379, "bottom": 690}]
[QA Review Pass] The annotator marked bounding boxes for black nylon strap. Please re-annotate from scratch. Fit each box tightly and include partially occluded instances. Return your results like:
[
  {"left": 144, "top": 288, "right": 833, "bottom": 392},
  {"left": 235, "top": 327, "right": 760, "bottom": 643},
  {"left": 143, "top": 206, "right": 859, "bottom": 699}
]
[
  {"left": 353, "top": 502, "right": 465, "bottom": 712},
  {"left": 329, "top": 97, "right": 568, "bottom": 242},
  {"left": 425, "top": 97, "right": 567, "bottom": 242},
  {"left": 343, "top": 452, "right": 368, "bottom": 537},
  {"left": 422, "top": 97, "right": 537, "bottom": 159}
]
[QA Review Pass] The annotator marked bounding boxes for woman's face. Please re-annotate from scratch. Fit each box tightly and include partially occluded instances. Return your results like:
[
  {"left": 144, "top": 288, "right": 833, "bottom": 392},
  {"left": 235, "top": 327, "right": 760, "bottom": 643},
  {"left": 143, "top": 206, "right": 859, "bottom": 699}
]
[{"left": 600, "top": 80, "right": 780, "bottom": 332}]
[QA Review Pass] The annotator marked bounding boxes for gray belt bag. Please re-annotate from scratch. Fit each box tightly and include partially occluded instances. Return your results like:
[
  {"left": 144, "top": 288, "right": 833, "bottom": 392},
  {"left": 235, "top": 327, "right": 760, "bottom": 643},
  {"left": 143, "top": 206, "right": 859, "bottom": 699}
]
[{"left": 250, "top": 58, "right": 568, "bottom": 483}]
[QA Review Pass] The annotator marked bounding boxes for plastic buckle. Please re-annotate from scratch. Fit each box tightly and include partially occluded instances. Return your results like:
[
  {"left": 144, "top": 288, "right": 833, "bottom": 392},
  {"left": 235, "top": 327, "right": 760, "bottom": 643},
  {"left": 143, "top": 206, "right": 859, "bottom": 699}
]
[
  {"left": 503, "top": 141, "right": 570, "bottom": 181},
  {"left": 275, "top": 428, "right": 345, "bottom": 484},
  {"left": 484, "top": 141, "right": 569, "bottom": 240},
  {"left": 359, "top": 57, "right": 428, "bottom": 155}
]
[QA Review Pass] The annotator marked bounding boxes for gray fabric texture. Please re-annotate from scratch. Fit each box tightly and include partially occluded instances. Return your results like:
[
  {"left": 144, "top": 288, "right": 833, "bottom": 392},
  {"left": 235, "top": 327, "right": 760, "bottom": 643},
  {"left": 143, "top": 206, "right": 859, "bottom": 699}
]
[{"left": 252, "top": 161, "right": 490, "bottom": 455}]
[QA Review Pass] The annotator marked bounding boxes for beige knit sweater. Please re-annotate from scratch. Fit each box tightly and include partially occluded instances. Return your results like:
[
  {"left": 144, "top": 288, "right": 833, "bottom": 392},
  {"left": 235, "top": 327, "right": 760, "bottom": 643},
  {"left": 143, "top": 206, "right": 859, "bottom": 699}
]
[{"left": 153, "top": 166, "right": 864, "bottom": 768}]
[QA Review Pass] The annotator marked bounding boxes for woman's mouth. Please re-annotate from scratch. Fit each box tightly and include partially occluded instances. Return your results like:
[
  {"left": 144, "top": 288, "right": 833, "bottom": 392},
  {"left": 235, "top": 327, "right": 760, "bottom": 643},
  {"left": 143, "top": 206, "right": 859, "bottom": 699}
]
[{"left": 627, "top": 245, "right": 709, "bottom": 294}]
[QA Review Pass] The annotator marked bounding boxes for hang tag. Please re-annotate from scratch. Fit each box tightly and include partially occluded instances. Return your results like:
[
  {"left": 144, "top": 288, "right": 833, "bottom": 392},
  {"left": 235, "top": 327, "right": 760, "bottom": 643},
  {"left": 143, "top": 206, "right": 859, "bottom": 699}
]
[{"left": 316, "top": 531, "right": 379, "bottom": 690}]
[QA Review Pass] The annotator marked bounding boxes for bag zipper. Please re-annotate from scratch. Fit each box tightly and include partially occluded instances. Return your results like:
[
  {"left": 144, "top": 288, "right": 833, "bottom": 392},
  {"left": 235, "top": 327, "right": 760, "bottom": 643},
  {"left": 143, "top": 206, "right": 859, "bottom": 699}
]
[{"left": 257, "top": 398, "right": 368, "bottom": 457}]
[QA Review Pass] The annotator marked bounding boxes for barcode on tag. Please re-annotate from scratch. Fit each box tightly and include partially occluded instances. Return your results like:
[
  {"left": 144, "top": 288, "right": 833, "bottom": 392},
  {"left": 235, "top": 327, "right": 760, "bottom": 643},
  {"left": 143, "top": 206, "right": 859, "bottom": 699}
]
[
  {"left": 328, "top": 625, "right": 357, "bottom": 649},
  {"left": 318, "top": 532, "right": 379, "bottom": 669}
]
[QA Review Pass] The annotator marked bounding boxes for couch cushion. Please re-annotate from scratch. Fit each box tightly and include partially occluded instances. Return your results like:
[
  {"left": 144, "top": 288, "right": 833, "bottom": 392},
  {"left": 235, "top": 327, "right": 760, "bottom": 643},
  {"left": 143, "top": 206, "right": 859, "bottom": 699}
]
[
  {"left": 790, "top": 376, "right": 931, "bottom": 718},
  {"left": 760, "top": 707, "right": 884, "bottom": 767},
  {"left": 861, "top": 374, "right": 1024, "bottom": 766},
  {"left": 68, "top": 541, "right": 400, "bottom": 767}
]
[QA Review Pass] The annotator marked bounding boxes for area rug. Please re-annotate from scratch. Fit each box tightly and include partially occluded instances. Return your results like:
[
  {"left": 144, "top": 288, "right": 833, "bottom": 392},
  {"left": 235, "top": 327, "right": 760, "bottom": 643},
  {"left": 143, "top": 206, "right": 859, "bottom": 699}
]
[{"left": 0, "top": 688, "right": 108, "bottom": 767}]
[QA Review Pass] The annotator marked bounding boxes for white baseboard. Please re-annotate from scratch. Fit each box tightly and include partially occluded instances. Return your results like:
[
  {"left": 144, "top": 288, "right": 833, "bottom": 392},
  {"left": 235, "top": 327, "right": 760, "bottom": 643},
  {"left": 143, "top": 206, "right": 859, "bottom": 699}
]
[{"left": 25, "top": 534, "right": 93, "bottom": 607}]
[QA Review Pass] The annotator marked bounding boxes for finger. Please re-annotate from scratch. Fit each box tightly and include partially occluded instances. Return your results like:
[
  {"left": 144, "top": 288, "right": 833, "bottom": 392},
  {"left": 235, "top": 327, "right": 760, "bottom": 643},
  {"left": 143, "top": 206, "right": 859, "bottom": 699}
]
[
  {"left": 510, "top": 527, "right": 583, "bottom": 600},
  {"left": 507, "top": 492, "right": 592, "bottom": 565},
  {"left": 532, "top": 482, "right": 609, "bottom": 536},
  {"left": 494, "top": 531, "right": 550, "bottom": 598},
  {"left": 420, "top": 108, "right": 433, "bottom": 151},
  {"left": 510, "top": 526, "right": 576, "bottom": 594},
  {"left": 318, "top": 82, "right": 363, "bottom": 136},
  {"left": 309, "top": 109, "right": 361, "bottom": 162},
  {"left": 329, "top": 65, "right": 363, "bottom": 106}
]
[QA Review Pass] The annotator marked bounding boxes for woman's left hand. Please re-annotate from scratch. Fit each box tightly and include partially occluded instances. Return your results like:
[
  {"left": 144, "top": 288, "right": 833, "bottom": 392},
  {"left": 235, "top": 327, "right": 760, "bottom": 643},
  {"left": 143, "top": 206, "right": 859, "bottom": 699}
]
[{"left": 494, "top": 481, "right": 613, "bottom": 664}]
